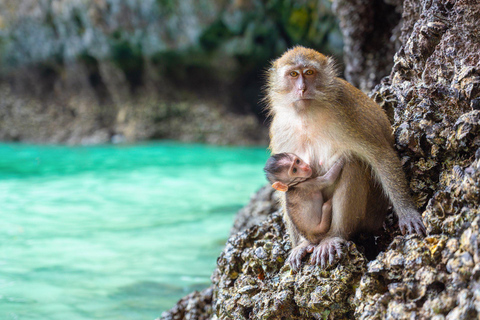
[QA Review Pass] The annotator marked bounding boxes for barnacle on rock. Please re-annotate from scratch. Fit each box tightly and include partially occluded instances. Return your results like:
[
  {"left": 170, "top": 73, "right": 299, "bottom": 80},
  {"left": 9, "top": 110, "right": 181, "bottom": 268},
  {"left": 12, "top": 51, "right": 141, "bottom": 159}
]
[{"left": 211, "top": 213, "right": 368, "bottom": 319}]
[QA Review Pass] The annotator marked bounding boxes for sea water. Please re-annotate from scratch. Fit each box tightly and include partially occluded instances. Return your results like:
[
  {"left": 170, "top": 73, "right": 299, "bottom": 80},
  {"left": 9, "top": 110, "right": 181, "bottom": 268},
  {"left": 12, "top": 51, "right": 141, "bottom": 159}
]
[{"left": 0, "top": 142, "right": 269, "bottom": 320}]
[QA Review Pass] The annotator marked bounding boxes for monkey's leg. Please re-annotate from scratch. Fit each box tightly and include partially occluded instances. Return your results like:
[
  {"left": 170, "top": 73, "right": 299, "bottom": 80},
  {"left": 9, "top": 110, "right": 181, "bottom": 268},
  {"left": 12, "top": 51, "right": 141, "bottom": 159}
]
[
  {"left": 287, "top": 240, "right": 312, "bottom": 272},
  {"left": 313, "top": 198, "right": 332, "bottom": 235},
  {"left": 310, "top": 161, "right": 368, "bottom": 268}
]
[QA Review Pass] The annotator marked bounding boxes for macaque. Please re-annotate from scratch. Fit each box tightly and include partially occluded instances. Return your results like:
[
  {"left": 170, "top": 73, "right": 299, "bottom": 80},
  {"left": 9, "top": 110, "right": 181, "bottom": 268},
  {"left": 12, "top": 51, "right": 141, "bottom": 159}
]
[
  {"left": 264, "top": 153, "right": 344, "bottom": 270},
  {"left": 265, "top": 46, "right": 426, "bottom": 267}
]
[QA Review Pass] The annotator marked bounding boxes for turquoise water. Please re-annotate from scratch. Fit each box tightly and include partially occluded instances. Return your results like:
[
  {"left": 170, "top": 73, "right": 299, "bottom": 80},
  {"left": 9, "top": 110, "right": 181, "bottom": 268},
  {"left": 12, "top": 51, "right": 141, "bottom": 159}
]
[{"left": 0, "top": 142, "right": 269, "bottom": 320}]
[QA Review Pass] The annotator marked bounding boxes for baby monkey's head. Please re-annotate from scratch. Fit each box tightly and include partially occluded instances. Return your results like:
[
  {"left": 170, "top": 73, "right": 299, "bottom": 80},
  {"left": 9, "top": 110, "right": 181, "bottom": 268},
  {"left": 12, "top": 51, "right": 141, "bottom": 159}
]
[{"left": 263, "top": 153, "right": 312, "bottom": 192}]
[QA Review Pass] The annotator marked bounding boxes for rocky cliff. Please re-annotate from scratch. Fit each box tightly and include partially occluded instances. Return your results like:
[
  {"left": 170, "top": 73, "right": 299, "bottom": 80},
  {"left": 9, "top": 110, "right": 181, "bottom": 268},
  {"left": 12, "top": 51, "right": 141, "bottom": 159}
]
[
  {"left": 0, "top": 0, "right": 340, "bottom": 145},
  {"left": 160, "top": 0, "right": 480, "bottom": 319}
]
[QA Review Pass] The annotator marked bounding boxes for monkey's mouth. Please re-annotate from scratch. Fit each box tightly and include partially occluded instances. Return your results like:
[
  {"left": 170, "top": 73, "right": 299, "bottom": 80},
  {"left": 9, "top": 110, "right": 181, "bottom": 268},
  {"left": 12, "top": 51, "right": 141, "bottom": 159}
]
[
  {"left": 301, "top": 166, "right": 312, "bottom": 176},
  {"left": 294, "top": 99, "right": 314, "bottom": 109},
  {"left": 295, "top": 97, "right": 315, "bottom": 102}
]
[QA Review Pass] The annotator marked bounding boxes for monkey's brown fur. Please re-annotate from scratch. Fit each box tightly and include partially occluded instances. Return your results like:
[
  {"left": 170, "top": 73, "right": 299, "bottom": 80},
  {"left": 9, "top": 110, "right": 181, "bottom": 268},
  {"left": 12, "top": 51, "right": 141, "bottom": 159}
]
[{"left": 265, "top": 46, "right": 426, "bottom": 267}]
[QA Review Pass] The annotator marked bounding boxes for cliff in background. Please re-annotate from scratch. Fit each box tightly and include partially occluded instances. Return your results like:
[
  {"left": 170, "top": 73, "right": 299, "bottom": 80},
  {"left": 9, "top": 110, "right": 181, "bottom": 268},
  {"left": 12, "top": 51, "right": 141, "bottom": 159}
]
[
  {"left": 0, "top": 0, "right": 341, "bottom": 145},
  {"left": 160, "top": 0, "right": 480, "bottom": 319}
]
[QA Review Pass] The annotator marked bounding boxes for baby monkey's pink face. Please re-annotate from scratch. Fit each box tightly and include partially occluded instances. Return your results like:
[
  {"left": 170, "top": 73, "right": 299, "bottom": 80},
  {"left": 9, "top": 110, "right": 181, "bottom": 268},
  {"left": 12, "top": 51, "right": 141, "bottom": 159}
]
[
  {"left": 268, "top": 153, "right": 313, "bottom": 192},
  {"left": 288, "top": 155, "right": 312, "bottom": 180}
]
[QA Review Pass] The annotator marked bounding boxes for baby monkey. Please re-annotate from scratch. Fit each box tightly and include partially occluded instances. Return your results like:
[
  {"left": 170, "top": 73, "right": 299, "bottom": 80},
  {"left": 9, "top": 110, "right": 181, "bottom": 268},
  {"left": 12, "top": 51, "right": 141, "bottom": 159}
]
[{"left": 264, "top": 153, "right": 344, "bottom": 270}]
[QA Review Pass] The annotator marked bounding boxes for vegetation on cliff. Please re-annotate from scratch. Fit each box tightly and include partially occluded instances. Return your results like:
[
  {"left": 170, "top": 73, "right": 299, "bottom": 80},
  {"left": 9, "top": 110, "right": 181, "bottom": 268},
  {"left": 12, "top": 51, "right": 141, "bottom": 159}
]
[{"left": 0, "top": 0, "right": 341, "bottom": 145}]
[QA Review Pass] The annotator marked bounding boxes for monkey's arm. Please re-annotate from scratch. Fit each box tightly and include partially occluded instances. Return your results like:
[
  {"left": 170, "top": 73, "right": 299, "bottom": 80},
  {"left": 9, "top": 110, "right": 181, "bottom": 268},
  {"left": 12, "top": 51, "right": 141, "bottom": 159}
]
[
  {"left": 358, "top": 144, "right": 427, "bottom": 236},
  {"left": 295, "top": 158, "right": 345, "bottom": 190},
  {"left": 314, "top": 158, "right": 345, "bottom": 188},
  {"left": 338, "top": 81, "right": 426, "bottom": 236}
]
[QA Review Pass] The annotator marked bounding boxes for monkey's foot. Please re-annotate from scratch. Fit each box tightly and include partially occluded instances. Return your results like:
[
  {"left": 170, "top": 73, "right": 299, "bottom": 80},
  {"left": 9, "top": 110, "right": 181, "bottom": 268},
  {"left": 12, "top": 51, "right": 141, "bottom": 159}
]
[
  {"left": 399, "top": 210, "right": 427, "bottom": 236},
  {"left": 287, "top": 241, "right": 315, "bottom": 272},
  {"left": 310, "top": 237, "right": 345, "bottom": 268}
]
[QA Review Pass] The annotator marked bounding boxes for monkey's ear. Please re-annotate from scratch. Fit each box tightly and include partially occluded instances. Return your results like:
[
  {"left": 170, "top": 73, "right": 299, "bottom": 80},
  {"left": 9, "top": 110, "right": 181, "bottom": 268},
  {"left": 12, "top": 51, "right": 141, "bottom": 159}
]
[{"left": 272, "top": 182, "right": 288, "bottom": 192}]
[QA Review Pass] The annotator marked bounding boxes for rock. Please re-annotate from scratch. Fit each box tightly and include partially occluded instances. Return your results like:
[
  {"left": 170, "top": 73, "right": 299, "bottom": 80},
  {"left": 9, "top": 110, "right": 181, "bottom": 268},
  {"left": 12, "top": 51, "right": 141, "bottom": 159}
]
[
  {"left": 213, "top": 213, "right": 368, "bottom": 320},
  {"left": 163, "top": 0, "right": 480, "bottom": 318},
  {"left": 332, "top": 0, "right": 403, "bottom": 92},
  {"left": 354, "top": 0, "right": 480, "bottom": 318},
  {"left": 158, "top": 287, "right": 214, "bottom": 320}
]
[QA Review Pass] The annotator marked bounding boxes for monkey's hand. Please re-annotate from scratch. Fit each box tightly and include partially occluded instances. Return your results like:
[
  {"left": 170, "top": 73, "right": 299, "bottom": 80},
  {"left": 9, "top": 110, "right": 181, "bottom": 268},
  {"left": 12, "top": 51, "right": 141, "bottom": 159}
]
[
  {"left": 310, "top": 237, "right": 345, "bottom": 268},
  {"left": 287, "top": 241, "right": 314, "bottom": 272},
  {"left": 399, "top": 210, "right": 427, "bottom": 236}
]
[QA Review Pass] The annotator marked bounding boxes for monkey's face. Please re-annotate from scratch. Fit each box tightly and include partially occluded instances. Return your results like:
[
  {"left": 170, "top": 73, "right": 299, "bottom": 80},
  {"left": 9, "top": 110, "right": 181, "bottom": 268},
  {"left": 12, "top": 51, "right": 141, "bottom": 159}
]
[
  {"left": 282, "top": 66, "right": 318, "bottom": 110},
  {"left": 287, "top": 155, "right": 312, "bottom": 184},
  {"left": 268, "top": 154, "right": 312, "bottom": 191},
  {"left": 267, "top": 46, "right": 337, "bottom": 112}
]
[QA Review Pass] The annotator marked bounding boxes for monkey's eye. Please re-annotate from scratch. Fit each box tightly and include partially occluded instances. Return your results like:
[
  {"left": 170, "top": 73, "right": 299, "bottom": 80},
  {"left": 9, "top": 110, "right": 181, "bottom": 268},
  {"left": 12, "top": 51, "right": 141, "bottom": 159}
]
[
  {"left": 292, "top": 168, "right": 297, "bottom": 173},
  {"left": 289, "top": 71, "right": 299, "bottom": 77},
  {"left": 305, "top": 70, "right": 314, "bottom": 75},
  {"left": 296, "top": 159, "right": 300, "bottom": 164}
]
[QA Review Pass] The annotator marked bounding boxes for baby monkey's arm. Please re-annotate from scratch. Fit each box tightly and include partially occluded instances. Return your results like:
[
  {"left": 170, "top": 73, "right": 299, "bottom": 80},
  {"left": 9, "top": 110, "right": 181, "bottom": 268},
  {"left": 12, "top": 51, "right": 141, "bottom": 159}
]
[
  {"left": 297, "top": 158, "right": 345, "bottom": 189},
  {"left": 314, "top": 158, "right": 345, "bottom": 188}
]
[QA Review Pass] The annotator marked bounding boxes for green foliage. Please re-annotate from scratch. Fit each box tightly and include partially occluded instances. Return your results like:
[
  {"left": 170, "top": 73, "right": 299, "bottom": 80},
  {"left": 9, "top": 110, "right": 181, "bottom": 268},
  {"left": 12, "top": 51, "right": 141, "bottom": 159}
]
[
  {"left": 263, "top": 0, "right": 340, "bottom": 52},
  {"left": 287, "top": 7, "right": 310, "bottom": 41},
  {"left": 109, "top": 34, "right": 144, "bottom": 89},
  {"left": 71, "top": 8, "right": 86, "bottom": 35},
  {"left": 111, "top": 37, "right": 142, "bottom": 71},
  {"left": 157, "top": 0, "right": 176, "bottom": 14},
  {"left": 200, "top": 20, "right": 234, "bottom": 50}
]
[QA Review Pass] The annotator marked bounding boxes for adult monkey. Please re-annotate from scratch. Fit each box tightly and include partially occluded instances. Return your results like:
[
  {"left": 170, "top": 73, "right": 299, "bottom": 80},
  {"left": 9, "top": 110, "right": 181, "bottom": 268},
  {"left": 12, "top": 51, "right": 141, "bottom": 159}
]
[{"left": 265, "top": 46, "right": 426, "bottom": 267}]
